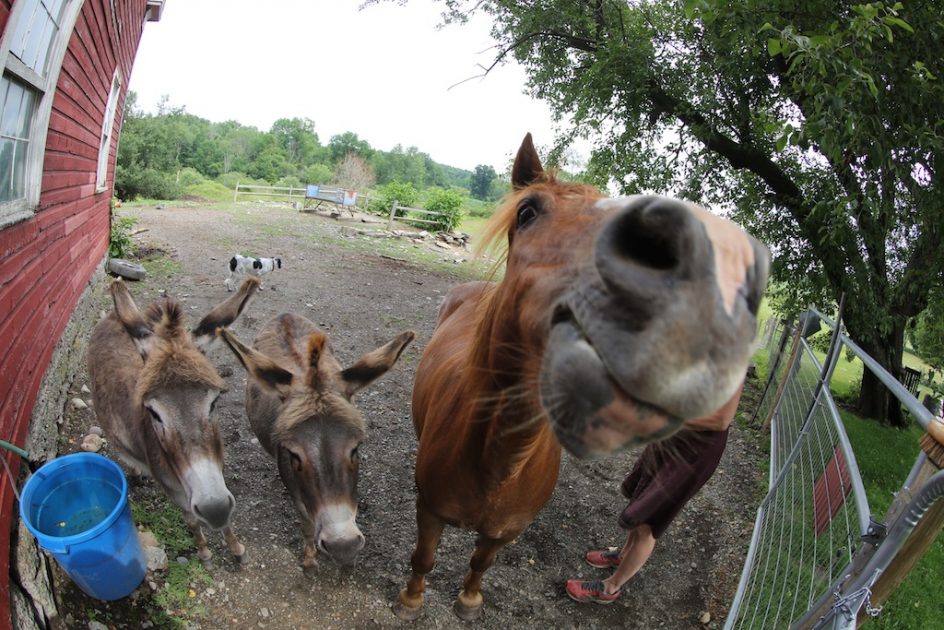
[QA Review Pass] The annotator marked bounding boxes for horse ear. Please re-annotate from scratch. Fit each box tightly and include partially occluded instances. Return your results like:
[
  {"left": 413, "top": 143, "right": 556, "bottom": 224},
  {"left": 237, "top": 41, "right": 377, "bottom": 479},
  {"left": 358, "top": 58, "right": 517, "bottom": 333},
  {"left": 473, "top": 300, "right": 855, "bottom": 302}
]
[
  {"left": 217, "top": 328, "right": 294, "bottom": 397},
  {"left": 110, "top": 279, "right": 154, "bottom": 357},
  {"left": 341, "top": 330, "right": 415, "bottom": 398},
  {"left": 512, "top": 133, "right": 544, "bottom": 190},
  {"left": 192, "top": 277, "right": 260, "bottom": 350}
]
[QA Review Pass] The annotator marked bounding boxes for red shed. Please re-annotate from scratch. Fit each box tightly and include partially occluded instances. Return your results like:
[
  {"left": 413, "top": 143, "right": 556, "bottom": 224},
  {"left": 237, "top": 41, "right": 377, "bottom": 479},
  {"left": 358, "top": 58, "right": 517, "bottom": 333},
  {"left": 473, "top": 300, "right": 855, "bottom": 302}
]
[{"left": 0, "top": 1, "right": 163, "bottom": 625}]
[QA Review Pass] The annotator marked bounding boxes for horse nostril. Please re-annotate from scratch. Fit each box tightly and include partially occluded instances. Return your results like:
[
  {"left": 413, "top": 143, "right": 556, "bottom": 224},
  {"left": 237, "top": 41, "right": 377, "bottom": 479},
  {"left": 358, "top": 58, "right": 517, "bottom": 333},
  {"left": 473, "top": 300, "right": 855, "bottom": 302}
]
[{"left": 605, "top": 196, "right": 689, "bottom": 271}]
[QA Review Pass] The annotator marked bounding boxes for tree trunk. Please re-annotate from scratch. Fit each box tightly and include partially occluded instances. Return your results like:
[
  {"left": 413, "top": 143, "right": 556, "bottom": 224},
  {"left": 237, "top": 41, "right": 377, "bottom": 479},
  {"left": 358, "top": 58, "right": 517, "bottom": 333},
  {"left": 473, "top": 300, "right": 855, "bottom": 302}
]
[{"left": 856, "top": 321, "right": 906, "bottom": 427}]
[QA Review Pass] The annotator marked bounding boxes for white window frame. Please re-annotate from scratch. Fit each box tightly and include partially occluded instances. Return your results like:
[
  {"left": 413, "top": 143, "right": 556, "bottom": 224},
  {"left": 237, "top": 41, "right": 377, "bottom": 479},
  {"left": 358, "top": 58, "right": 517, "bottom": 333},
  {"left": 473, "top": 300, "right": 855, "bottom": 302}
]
[
  {"left": 96, "top": 68, "right": 121, "bottom": 191},
  {"left": 0, "top": 0, "right": 84, "bottom": 228}
]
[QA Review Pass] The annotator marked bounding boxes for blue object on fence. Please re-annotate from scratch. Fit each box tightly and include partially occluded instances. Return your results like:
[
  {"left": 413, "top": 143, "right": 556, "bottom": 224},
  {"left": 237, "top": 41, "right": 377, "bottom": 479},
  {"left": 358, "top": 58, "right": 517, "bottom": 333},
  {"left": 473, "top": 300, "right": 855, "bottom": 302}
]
[
  {"left": 306, "top": 184, "right": 319, "bottom": 198},
  {"left": 19, "top": 453, "right": 146, "bottom": 600}
]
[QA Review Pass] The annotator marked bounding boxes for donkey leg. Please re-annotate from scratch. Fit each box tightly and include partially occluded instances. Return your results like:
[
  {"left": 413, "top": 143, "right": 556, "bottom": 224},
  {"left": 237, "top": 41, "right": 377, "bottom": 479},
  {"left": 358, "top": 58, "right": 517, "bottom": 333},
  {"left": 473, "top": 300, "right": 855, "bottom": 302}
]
[
  {"left": 394, "top": 502, "right": 444, "bottom": 621},
  {"left": 223, "top": 525, "right": 246, "bottom": 563},
  {"left": 454, "top": 535, "right": 509, "bottom": 621},
  {"left": 184, "top": 513, "right": 213, "bottom": 565}
]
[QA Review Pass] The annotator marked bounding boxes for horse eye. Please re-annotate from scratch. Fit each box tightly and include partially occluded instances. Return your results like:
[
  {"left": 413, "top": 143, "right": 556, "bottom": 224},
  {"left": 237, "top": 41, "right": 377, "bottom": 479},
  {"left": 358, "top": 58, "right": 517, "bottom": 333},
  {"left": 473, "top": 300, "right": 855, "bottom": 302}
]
[{"left": 517, "top": 204, "right": 538, "bottom": 229}]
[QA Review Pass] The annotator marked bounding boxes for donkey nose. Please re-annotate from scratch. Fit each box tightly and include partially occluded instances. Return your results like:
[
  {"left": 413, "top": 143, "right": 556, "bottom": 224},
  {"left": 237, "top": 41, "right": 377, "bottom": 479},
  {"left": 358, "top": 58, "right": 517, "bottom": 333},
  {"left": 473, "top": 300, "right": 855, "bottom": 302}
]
[
  {"left": 192, "top": 493, "right": 235, "bottom": 530},
  {"left": 594, "top": 196, "right": 708, "bottom": 294},
  {"left": 318, "top": 533, "right": 365, "bottom": 566}
]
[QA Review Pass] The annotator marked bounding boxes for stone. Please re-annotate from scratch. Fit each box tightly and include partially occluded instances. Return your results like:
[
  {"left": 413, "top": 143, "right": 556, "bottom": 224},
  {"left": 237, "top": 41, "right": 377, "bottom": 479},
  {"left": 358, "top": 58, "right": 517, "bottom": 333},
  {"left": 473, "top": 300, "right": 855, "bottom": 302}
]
[
  {"left": 144, "top": 546, "right": 168, "bottom": 572},
  {"left": 434, "top": 241, "right": 450, "bottom": 249},
  {"left": 80, "top": 434, "right": 104, "bottom": 453},
  {"left": 217, "top": 365, "right": 234, "bottom": 378},
  {"left": 176, "top": 556, "right": 188, "bottom": 565},
  {"left": 71, "top": 398, "right": 88, "bottom": 410},
  {"left": 81, "top": 384, "right": 91, "bottom": 394},
  {"left": 88, "top": 425, "right": 103, "bottom": 436},
  {"left": 699, "top": 611, "right": 712, "bottom": 624},
  {"left": 138, "top": 530, "right": 160, "bottom": 548},
  {"left": 89, "top": 621, "right": 108, "bottom": 630}
]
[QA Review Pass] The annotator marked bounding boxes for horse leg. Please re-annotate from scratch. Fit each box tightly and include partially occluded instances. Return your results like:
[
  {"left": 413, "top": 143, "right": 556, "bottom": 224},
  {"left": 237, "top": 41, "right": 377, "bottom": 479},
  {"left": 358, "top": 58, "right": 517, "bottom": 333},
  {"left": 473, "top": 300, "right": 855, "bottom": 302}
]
[
  {"left": 454, "top": 534, "right": 510, "bottom": 621},
  {"left": 223, "top": 525, "right": 246, "bottom": 563},
  {"left": 184, "top": 513, "right": 213, "bottom": 566},
  {"left": 394, "top": 501, "right": 444, "bottom": 621}
]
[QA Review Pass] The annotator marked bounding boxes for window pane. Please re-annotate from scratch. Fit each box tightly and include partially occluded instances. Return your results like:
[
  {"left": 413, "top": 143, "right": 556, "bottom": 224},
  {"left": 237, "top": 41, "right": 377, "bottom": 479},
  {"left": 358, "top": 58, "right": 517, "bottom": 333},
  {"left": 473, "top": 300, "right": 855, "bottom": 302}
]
[
  {"left": 44, "top": 0, "right": 68, "bottom": 25},
  {"left": 17, "top": 86, "right": 36, "bottom": 138},
  {"left": 21, "top": 16, "right": 53, "bottom": 72},
  {"left": 12, "top": 139, "right": 28, "bottom": 199},
  {"left": 9, "top": 1, "right": 41, "bottom": 63},
  {"left": 0, "top": 139, "right": 15, "bottom": 202},
  {"left": 1, "top": 79, "right": 27, "bottom": 138}
]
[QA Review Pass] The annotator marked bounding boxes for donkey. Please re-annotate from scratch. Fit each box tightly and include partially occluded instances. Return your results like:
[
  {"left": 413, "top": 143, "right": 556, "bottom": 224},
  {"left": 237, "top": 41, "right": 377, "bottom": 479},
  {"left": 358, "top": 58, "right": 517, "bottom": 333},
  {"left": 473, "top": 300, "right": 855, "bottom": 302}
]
[
  {"left": 87, "top": 277, "right": 259, "bottom": 564},
  {"left": 218, "top": 314, "right": 414, "bottom": 572},
  {"left": 394, "top": 134, "right": 769, "bottom": 620}
]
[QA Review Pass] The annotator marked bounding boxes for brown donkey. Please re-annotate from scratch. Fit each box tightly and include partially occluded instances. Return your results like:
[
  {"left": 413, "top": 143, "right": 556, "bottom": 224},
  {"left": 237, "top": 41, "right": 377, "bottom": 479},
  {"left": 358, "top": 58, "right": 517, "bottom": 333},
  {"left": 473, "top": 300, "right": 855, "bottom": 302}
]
[
  {"left": 219, "top": 314, "right": 414, "bottom": 572},
  {"left": 394, "top": 134, "right": 769, "bottom": 620},
  {"left": 88, "top": 277, "right": 259, "bottom": 564}
]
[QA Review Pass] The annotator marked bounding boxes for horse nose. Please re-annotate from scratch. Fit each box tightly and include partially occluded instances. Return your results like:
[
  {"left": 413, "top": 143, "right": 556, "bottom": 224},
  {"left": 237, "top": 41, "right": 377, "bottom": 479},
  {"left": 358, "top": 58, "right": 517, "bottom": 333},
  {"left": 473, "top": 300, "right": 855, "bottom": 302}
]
[
  {"left": 318, "top": 532, "right": 365, "bottom": 566},
  {"left": 192, "top": 492, "right": 235, "bottom": 530},
  {"left": 594, "top": 196, "right": 708, "bottom": 294}
]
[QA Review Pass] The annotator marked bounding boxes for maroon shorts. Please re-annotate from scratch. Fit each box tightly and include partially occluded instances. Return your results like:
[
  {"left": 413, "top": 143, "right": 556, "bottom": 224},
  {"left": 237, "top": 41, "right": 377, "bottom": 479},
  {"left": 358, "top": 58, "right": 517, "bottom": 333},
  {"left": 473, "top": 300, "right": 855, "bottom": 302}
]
[{"left": 618, "top": 428, "right": 729, "bottom": 539}]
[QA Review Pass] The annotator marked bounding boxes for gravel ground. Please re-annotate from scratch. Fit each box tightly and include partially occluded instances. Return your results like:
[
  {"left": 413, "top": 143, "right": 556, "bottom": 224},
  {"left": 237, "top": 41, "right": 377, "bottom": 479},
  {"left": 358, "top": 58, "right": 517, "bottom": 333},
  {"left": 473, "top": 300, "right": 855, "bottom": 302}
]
[{"left": 54, "top": 202, "right": 765, "bottom": 630}]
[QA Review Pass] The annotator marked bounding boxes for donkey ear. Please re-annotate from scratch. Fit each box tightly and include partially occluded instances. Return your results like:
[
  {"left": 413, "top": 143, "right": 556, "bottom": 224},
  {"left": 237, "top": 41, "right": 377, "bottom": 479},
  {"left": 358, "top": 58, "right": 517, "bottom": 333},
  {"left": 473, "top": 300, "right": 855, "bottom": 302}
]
[
  {"left": 511, "top": 133, "right": 544, "bottom": 190},
  {"left": 217, "top": 328, "right": 294, "bottom": 396},
  {"left": 304, "top": 332, "right": 328, "bottom": 389},
  {"left": 110, "top": 279, "right": 154, "bottom": 357},
  {"left": 341, "top": 330, "right": 415, "bottom": 398},
  {"left": 192, "top": 276, "right": 260, "bottom": 350}
]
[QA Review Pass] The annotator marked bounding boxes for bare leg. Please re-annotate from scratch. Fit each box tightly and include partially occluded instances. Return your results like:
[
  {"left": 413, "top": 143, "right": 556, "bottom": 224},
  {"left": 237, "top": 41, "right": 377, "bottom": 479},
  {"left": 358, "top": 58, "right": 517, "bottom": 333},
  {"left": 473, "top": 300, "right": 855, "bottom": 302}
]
[
  {"left": 603, "top": 524, "right": 655, "bottom": 594},
  {"left": 184, "top": 513, "right": 213, "bottom": 565},
  {"left": 223, "top": 525, "right": 246, "bottom": 563},
  {"left": 454, "top": 535, "right": 510, "bottom": 621},
  {"left": 394, "top": 502, "right": 444, "bottom": 620}
]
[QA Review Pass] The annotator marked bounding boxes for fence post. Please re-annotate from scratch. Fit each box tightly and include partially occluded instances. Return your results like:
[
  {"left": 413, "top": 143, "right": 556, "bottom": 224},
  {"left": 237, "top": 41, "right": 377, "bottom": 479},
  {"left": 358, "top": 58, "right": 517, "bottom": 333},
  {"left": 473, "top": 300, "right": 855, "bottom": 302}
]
[
  {"left": 387, "top": 201, "right": 398, "bottom": 231},
  {"left": 233, "top": 181, "right": 240, "bottom": 203}
]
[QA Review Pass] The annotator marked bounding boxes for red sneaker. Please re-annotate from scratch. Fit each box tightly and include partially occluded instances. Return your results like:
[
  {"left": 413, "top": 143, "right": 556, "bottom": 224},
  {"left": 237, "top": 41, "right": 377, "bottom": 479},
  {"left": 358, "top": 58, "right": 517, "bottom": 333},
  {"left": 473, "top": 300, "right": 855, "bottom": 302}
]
[
  {"left": 566, "top": 579, "right": 620, "bottom": 604},
  {"left": 585, "top": 549, "right": 621, "bottom": 568}
]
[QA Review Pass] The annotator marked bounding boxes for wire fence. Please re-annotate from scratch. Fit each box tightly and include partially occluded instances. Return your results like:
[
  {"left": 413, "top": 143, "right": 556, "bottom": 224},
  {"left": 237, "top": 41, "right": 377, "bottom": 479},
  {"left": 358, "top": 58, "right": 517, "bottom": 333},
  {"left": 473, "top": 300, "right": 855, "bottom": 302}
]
[{"left": 727, "top": 309, "right": 943, "bottom": 630}]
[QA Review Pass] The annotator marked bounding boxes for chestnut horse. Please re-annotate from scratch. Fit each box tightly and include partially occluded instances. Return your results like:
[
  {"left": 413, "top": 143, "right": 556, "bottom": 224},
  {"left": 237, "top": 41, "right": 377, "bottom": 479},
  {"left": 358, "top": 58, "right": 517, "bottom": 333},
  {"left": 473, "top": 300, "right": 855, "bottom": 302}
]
[{"left": 394, "top": 134, "right": 769, "bottom": 620}]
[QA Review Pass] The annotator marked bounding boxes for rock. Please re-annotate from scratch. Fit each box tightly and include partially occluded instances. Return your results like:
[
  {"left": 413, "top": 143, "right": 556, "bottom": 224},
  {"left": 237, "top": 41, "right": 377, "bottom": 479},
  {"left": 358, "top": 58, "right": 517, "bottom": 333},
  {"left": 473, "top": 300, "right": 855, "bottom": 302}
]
[
  {"left": 434, "top": 241, "right": 450, "bottom": 249},
  {"left": 176, "top": 556, "right": 188, "bottom": 565},
  {"left": 217, "top": 365, "right": 234, "bottom": 378},
  {"left": 418, "top": 231, "right": 430, "bottom": 239},
  {"left": 260, "top": 607, "right": 270, "bottom": 619},
  {"left": 71, "top": 398, "right": 88, "bottom": 410},
  {"left": 107, "top": 258, "right": 147, "bottom": 281},
  {"left": 81, "top": 384, "right": 91, "bottom": 394},
  {"left": 138, "top": 530, "right": 160, "bottom": 548},
  {"left": 89, "top": 621, "right": 108, "bottom": 630},
  {"left": 147, "top": 581, "right": 158, "bottom": 591},
  {"left": 88, "top": 425, "right": 103, "bottom": 436},
  {"left": 699, "top": 611, "right": 712, "bottom": 624},
  {"left": 144, "top": 546, "right": 168, "bottom": 572},
  {"left": 80, "top": 434, "right": 104, "bottom": 453}
]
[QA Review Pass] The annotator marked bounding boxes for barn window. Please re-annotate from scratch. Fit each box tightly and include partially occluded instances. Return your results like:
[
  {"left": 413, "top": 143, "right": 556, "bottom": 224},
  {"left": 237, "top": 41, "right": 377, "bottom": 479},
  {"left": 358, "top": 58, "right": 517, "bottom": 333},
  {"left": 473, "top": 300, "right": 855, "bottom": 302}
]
[
  {"left": 0, "top": 0, "right": 82, "bottom": 228},
  {"left": 96, "top": 70, "right": 122, "bottom": 191}
]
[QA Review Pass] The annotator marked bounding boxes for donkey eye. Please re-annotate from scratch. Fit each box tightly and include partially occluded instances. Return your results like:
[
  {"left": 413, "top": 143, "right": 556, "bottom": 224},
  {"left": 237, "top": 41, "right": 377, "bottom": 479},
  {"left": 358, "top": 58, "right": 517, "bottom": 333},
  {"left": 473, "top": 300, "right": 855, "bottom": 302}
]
[
  {"left": 351, "top": 446, "right": 359, "bottom": 464},
  {"left": 517, "top": 204, "right": 538, "bottom": 229},
  {"left": 146, "top": 407, "right": 163, "bottom": 424},
  {"left": 289, "top": 450, "right": 303, "bottom": 472}
]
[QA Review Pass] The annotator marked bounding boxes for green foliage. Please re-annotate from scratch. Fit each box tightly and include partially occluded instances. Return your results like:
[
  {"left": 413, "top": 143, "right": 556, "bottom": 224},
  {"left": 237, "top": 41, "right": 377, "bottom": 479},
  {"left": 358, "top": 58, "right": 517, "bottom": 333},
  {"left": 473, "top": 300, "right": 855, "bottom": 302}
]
[
  {"left": 911, "top": 290, "right": 944, "bottom": 375},
  {"left": 115, "top": 166, "right": 181, "bottom": 201},
  {"left": 109, "top": 215, "right": 137, "bottom": 258},
  {"left": 304, "top": 163, "right": 333, "bottom": 185},
  {"left": 176, "top": 167, "right": 204, "bottom": 188},
  {"left": 154, "top": 560, "right": 212, "bottom": 620},
  {"left": 423, "top": 187, "right": 465, "bottom": 232},
  {"left": 184, "top": 180, "right": 233, "bottom": 203},
  {"left": 470, "top": 164, "right": 497, "bottom": 200},
  {"left": 369, "top": 181, "right": 419, "bottom": 217}
]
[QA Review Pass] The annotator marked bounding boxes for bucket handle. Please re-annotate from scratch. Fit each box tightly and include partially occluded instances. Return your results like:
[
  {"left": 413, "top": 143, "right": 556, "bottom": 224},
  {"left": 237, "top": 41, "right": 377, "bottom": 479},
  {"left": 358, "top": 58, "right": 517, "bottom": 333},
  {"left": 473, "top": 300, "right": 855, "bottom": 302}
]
[{"left": 41, "top": 540, "right": 70, "bottom": 555}]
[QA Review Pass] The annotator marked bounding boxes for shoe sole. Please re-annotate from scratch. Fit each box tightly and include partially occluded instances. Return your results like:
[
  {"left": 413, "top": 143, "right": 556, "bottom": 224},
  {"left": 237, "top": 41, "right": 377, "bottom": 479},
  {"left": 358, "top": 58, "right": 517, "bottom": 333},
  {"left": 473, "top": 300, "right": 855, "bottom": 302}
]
[
  {"left": 567, "top": 591, "right": 618, "bottom": 605},
  {"left": 585, "top": 559, "right": 620, "bottom": 569}
]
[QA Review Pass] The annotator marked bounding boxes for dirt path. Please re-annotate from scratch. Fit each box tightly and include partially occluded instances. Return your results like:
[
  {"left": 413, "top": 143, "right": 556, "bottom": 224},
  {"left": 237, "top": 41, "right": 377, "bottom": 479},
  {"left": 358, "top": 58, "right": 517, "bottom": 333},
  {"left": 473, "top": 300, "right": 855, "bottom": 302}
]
[{"left": 56, "top": 202, "right": 764, "bottom": 629}]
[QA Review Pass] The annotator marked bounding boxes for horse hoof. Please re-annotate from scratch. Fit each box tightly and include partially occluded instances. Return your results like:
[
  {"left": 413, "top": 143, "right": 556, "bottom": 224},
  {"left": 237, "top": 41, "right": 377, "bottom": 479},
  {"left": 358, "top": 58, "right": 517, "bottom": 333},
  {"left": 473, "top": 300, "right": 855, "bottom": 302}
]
[
  {"left": 392, "top": 601, "right": 424, "bottom": 621},
  {"left": 453, "top": 599, "right": 483, "bottom": 621}
]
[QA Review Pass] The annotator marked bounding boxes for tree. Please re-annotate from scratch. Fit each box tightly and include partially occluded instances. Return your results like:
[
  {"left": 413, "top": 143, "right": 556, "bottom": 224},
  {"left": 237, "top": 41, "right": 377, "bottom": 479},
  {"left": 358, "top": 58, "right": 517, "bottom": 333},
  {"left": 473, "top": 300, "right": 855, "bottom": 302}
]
[
  {"left": 411, "top": 0, "right": 944, "bottom": 426},
  {"left": 469, "top": 164, "right": 497, "bottom": 200},
  {"left": 334, "top": 153, "right": 376, "bottom": 190},
  {"left": 912, "top": 291, "right": 944, "bottom": 389},
  {"left": 270, "top": 117, "right": 322, "bottom": 166},
  {"left": 328, "top": 132, "right": 373, "bottom": 163}
]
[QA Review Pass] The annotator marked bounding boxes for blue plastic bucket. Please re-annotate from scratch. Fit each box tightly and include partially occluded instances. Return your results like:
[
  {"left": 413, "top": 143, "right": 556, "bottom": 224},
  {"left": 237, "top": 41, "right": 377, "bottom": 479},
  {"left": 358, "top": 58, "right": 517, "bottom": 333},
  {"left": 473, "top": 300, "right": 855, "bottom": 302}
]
[{"left": 19, "top": 453, "right": 146, "bottom": 600}]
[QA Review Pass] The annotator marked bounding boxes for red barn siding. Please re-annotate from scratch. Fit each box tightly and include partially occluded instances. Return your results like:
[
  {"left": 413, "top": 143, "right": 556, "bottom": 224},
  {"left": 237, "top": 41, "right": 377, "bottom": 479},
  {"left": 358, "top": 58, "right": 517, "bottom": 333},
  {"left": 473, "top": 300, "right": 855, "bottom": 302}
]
[{"left": 0, "top": 1, "right": 155, "bottom": 624}]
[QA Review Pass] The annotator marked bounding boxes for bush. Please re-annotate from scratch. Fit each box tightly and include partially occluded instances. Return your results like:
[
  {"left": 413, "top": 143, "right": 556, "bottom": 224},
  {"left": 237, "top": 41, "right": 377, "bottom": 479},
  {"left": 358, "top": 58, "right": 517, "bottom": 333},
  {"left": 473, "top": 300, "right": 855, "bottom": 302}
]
[
  {"left": 176, "top": 167, "right": 205, "bottom": 188},
  {"left": 115, "top": 166, "right": 181, "bottom": 201},
  {"left": 423, "top": 187, "right": 465, "bottom": 232},
  {"left": 109, "top": 215, "right": 137, "bottom": 258},
  {"left": 276, "top": 175, "right": 303, "bottom": 189},
  {"left": 304, "top": 163, "right": 333, "bottom": 186},
  {"left": 368, "top": 181, "right": 419, "bottom": 217},
  {"left": 216, "top": 172, "right": 247, "bottom": 189}
]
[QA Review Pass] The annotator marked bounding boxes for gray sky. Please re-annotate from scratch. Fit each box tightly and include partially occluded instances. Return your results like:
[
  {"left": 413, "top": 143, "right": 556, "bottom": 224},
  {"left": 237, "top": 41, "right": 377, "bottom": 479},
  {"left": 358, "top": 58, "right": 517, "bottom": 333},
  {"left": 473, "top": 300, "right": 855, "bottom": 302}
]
[{"left": 129, "top": 0, "right": 564, "bottom": 172}]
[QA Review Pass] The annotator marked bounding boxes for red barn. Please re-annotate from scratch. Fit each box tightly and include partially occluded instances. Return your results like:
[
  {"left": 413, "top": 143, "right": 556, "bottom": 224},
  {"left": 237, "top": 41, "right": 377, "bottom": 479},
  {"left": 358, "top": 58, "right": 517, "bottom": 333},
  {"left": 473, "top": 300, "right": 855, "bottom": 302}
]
[{"left": 0, "top": 1, "right": 163, "bottom": 625}]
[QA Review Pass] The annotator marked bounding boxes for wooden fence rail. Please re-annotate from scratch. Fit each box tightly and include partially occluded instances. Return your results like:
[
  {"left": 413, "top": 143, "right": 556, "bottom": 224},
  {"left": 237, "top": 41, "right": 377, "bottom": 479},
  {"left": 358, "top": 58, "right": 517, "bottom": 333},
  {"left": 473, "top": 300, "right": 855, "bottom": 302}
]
[{"left": 386, "top": 201, "right": 447, "bottom": 231}]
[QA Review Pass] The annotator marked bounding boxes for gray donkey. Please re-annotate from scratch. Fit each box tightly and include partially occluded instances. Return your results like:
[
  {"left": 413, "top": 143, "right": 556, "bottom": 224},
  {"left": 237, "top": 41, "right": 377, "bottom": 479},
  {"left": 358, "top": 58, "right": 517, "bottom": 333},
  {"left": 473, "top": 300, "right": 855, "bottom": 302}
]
[{"left": 87, "top": 277, "right": 259, "bottom": 564}]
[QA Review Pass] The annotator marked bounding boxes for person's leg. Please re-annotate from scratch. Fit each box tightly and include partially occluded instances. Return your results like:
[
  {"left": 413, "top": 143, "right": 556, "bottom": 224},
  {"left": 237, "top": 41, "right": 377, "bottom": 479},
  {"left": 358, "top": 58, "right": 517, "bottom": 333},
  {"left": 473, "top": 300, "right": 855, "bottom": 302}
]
[{"left": 602, "top": 524, "right": 655, "bottom": 594}]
